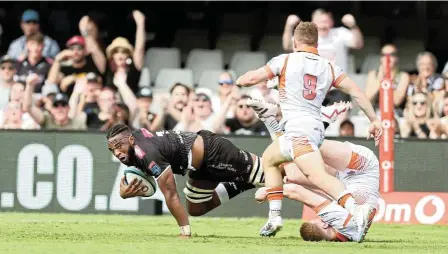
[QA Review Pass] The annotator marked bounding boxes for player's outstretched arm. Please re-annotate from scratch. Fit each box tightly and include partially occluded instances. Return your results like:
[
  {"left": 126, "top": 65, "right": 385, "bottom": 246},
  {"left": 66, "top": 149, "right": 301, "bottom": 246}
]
[
  {"left": 157, "top": 167, "right": 191, "bottom": 237},
  {"left": 337, "top": 76, "right": 383, "bottom": 145},
  {"left": 236, "top": 66, "right": 272, "bottom": 88}
]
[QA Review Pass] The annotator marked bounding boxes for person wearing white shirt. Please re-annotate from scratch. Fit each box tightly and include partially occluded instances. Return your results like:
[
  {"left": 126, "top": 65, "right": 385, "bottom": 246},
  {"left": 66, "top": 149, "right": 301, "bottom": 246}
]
[{"left": 282, "top": 9, "right": 364, "bottom": 72}]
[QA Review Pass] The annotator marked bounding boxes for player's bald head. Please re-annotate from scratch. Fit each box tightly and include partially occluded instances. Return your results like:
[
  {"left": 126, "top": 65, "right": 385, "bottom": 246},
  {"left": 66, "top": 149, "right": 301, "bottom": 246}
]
[{"left": 294, "top": 22, "right": 318, "bottom": 47}]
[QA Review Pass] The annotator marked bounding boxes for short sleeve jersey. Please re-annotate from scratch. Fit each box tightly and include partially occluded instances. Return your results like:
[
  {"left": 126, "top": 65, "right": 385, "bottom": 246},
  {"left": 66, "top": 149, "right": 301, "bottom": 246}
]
[
  {"left": 264, "top": 48, "right": 347, "bottom": 121},
  {"left": 127, "top": 129, "right": 198, "bottom": 179}
]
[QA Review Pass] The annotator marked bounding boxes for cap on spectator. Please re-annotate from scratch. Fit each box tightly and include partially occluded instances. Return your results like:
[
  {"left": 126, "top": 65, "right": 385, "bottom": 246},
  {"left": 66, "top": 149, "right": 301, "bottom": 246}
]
[
  {"left": 106, "top": 37, "right": 134, "bottom": 59},
  {"left": 0, "top": 55, "right": 17, "bottom": 65},
  {"left": 42, "top": 83, "right": 59, "bottom": 97},
  {"left": 195, "top": 87, "right": 213, "bottom": 101},
  {"left": 22, "top": 9, "right": 40, "bottom": 22},
  {"left": 53, "top": 93, "right": 69, "bottom": 106},
  {"left": 136, "top": 87, "right": 153, "bottom": 99},
  {"left": 86, "top": 72, "right": 102, "bottom": 84},
  {"left": 66, "top": 36, "right": 86, "bottom": 48}
]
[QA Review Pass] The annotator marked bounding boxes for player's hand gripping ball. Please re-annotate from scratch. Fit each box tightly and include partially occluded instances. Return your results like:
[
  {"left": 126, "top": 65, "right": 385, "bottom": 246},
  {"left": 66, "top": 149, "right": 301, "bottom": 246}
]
[{"left": 123, "top": 167, "right": 157, "bottom": 197}]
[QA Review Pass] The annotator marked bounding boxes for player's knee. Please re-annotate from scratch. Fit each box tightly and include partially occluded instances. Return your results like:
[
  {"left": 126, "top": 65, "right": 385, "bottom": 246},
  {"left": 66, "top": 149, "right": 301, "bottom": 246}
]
[
  {"left": 183, "top": 185, "right": 214, "bottom": 216},
  {"left": 186, "top": 202, "right": 207, "bottom": 217}
]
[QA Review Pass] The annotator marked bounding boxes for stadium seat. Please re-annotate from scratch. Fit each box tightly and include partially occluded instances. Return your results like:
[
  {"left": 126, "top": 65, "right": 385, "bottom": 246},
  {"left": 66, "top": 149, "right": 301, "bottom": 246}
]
[
  {"left": 216, "top": 33, "right": 251, "bottom": 65},
  {"left": 198, "top": 70, "right": 225, "bottom": 92},
  {"left": 229, "top": 51, "right": 267, "bottom": 78},
  {"left": 352, "top": 36, "right": 381, "bottom": 72},
  {"left": 259, "top": 35, "right": 283, "bottom": 59},
  {"left": 186, "top": 49, "right": 223, "bottom": 85},
  {"left": 347, "top": 54, "right": 356, "bottom": 74},
  {"left": 154, "top": 68, "right": 194, "bottom": 91},
  {"left": 145, "top": 47, "right": 181, "bottom": 84},
  {"left": 395, "top": 39, "right": 424, "bottom": 72},
  {"left": 138, "top": 67, "right": 151, "bottom": 87},
  {"left": 173, "top": 29, "right": 209, "bottom": 62},
  {"left": 361, "top": 54, "right": 381, "bottom": 74}
]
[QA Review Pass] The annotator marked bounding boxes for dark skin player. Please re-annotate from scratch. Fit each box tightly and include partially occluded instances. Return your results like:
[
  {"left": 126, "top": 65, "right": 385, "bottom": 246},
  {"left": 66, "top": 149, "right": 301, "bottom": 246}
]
[{"left": 107, "top": 124, "right": 262, "bottom": 238}]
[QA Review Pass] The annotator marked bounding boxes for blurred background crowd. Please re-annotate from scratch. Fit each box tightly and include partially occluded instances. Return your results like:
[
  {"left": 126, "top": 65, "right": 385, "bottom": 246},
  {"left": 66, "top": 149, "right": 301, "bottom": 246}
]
[{"left": 0, "top": 2, "right": 447, "bottom": 139}]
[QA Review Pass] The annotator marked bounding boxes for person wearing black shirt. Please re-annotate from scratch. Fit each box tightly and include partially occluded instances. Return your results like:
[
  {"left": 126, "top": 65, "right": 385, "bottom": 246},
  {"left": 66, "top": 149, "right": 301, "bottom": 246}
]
[
  {"left": 47, "top": 35, "right": 105, "bottom": 98},
  {"left": 107, "top": 124, "right": 264, "bottom": 237},
  {"left": 104, "top": 10, "right": 146, "bottom": 95},
  {"left": 15, "top": 33, "right": 52, "bottom": 93},
  {"left": 225, "top": 95, "right": 268, "bottom": 136}
]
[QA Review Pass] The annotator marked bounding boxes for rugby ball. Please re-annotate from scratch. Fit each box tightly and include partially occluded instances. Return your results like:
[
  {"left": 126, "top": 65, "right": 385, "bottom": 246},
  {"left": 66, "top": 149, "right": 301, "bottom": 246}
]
[{"left": 123, "top": 167, "right": 157, "bottom": 197}]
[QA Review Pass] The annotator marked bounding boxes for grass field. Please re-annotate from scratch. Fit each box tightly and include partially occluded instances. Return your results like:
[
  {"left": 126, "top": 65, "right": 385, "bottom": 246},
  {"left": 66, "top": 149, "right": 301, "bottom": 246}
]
[{"left": 1, "top": 212, "right": 448, "bottom": 254}]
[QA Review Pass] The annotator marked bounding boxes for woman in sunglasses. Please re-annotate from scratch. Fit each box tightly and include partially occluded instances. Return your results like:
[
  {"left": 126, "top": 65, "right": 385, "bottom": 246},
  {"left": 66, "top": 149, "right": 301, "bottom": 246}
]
[
  {"left": 104, "top": 10, "right": 146, "bottom": 95},
  {"left": 365, "top": 44, "right": 410, "bottom": 117},
  {"left": 401, "top": 92, "right": 436, "bottom": 139}
]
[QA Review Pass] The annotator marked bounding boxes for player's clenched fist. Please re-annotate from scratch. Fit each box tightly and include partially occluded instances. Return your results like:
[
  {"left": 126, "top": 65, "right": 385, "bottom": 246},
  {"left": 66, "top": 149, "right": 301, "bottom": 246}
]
[
  {"left": 286, "top": 14, "right": 301, "bottom": 28},
  {"left": 368, "top": 119, "right": 383, "bottom": 146},
  {"left": 341, "top": 14, "right": 357, "bottom": 28}
]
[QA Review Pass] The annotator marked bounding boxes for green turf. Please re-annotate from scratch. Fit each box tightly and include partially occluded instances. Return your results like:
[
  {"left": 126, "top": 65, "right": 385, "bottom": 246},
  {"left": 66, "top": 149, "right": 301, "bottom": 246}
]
[{"left": 0, "top": 212, "right": 447, "bottom": 254}]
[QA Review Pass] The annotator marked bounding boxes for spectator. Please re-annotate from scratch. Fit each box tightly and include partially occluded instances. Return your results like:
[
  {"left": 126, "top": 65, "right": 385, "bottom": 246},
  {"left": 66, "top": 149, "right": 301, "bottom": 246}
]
[
  {"left": 400, "top": 92, "right": 433, "bottom": 139},
  {"left": 209, "top": 71, "right": 237, "bottom": 118},
  {"left": 0, "top": 101, "right": 38, "bottom": 129},
  {"left": 104, "top": 10, "right": 146, "bottom": 95},
  {"left": 0, "top": 55, "right": 17, "bottom": 109},
  {"left": 174, "top": 89, "right": 216, "bottom": 132},
  {"left": 79, "top": 15, "right": 105, "bottom": 51},
  {"left": 10, "top": 82, "right": 26, "bottom": 103},
  {"left": 100, "top": 102, "right": 131, "bottom": 132},
  {"left": 36, "top": 83, "right": 59, "bottom": 112},
  {"left": 7, "top": 9, "right": 60, "bottom": 60},
  {"left": 47, "top": 35, "right": 105, "bottom": 98},
  {"left": 282, "top": 9, "right": 363, "bottom": 72},
  {"left": 68, "top": 72, "right": 103, "bottom": 129},
  {"left": 249, "top": 80, "right": 279, "bottom": 104},
  {"left": 23, "top": 74, "right": 87, "bottom": 130},
  {"left": 407, "top": 52, "right": 444, "bottom": 98},
  {"left": 15, "top": 33, "right": 53, "bottom": 93},
  {"left": 132, "top": 87, "right": 161, "bottom": 131},
  {"left": 339, "top": 119, "right": 355, "bottom": 137},
  {"left": 365, "top": 44, "right": 410, "bottom": 117},
  {"left": 223, "top": 95, "right": 269, "bottom": 136},
  {"left": 161, "top": 83, "right": 192, "bottom": 130}
]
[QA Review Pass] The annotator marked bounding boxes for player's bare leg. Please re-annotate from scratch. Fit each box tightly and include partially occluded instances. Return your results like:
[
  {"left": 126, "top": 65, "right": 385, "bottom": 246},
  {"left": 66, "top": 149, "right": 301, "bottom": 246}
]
[
  {"left": 185, "top": 179, "right": 255, "bottom": 216},
  {"left": 259, "top": 140, "right": 289, "bottom": 237}
]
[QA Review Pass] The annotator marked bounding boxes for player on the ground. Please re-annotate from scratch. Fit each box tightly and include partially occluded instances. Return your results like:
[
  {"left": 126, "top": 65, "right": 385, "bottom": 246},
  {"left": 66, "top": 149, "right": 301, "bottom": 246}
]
[
  {"left": 106, "top": 102, "right": 349, "bottom": 237},
  {"left": 250, "top": 99, "right": 378, "bottom": 242},
  {"left": 255, "top": 140, "right": 379, "bottom": 242},
  {"left": 236, "top": 21, "right": 382, "bottom": 236}
]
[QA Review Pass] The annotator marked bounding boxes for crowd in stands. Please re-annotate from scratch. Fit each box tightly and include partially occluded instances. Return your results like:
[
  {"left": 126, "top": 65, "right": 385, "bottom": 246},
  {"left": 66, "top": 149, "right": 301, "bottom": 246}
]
[{"left": 0, "top": 8, "right": 447, "bottom": 139}]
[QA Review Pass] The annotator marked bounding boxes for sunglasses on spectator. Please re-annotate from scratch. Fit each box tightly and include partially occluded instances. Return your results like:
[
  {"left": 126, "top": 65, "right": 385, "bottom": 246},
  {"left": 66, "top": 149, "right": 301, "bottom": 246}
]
[
  {"left": 1, "top": 65, "right": 15, "bottom": 71},
  {"left": 238, "top": 104, "right": 250, "bottom": 109},
  {"left": 381, "top": 52, "right": 397, "bottom": 57},
  {"left": 219, "top": 80, "right": 234, "bottom": 85},
  {"left": 195, "top": 96, "right": 209, "bottom": 102},
  {"left": 69, "top": 45, "right": 84, "bottom": 51},
  {"left": 413, "top": 100, "right": 426, "bottom": 106}
]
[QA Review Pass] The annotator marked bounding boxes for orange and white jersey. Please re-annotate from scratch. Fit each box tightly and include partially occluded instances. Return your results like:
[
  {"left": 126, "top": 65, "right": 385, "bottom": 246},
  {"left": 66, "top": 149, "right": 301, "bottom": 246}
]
[
  {"left": 317, "top": 201, "right": 364, "bottom": 242},
  {"left": 264, "top": 47, "right": 347, "bottom": 122},
  {"left": 336, "top": 142, "right": 380, "bottom": 208}
]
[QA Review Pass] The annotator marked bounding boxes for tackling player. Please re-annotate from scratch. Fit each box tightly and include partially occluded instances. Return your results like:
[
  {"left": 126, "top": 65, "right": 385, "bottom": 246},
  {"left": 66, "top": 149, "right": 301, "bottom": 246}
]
[
  {"left": 250, "top": 99, "right": 378, "bottom": 242},
  {"left": 255, "top": 140, "right": 379, "bottom": 242},
  {"left": 236, "top": 21, "right": 382, "bottom": 236}
]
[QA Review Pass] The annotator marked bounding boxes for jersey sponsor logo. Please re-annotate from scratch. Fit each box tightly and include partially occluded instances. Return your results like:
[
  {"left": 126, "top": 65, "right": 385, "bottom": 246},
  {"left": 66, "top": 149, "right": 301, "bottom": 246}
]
[
  {"left": 140, "top": 128, "right": 153, "bottom": 138},
  {"left": 134, "top": 145, "right": 145, "bottom": 159},
  {"left": 149, "top": 161, "right": 162, "bottom": 176}
]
